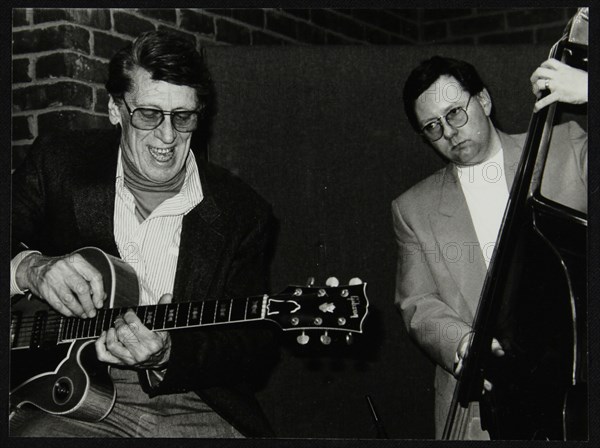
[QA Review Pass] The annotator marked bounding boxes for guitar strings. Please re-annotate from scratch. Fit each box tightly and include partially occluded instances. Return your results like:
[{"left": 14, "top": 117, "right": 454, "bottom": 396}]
[{"left": 12, "top": 292, "right": 326, "bottom": 347}]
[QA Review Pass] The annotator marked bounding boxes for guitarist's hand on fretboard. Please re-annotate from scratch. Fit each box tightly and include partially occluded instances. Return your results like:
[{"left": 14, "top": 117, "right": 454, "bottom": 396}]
[
  {"left": 15, "top": 251, "right": 106, "bottom": 319},
  {"left": 95, "top": 293, "right": 172, "bottom": 369}
]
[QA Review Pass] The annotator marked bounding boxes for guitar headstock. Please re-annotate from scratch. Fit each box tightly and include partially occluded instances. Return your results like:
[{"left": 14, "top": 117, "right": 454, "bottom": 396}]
[{"left": 264, "top": 283, "right": 369, "bottom": 345}]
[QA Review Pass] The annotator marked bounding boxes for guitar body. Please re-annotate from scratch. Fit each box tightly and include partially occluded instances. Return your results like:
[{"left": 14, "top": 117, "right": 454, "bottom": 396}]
[
  {"left": 11, "top": 339, "right": 115, "bottom": 422},
  {"left": 10, "top": 247, "right": 139, "bottom": 422}
]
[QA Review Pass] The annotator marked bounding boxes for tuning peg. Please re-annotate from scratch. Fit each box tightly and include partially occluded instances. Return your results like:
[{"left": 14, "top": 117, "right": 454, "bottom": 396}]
[
  {"left": 346, "top": 333, "right": 354, "bottom": 345},
  {"left": 325, "top": 277, "right": 339, "bottom": 287},
  {"left": 297, "top": 331, "right": 310, "bottom": 345},
  {"left": 349, "top": 277, "right": 363, "bottom": 286},
  {"left": 320, "top": 331, "right": 332, "bottom": 345},
  {"left": 306, "top": 277, "right": 315, "bottom": 287}
]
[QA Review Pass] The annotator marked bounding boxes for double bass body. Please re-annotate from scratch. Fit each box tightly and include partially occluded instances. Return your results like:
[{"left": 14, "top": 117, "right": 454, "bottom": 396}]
[{"left": 446, "top": 8, "right": 588, "bottom": 440}]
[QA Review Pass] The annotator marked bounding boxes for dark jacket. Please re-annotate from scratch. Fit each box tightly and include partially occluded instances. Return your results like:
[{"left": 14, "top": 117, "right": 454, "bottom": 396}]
[{"left": 12, "top": 128, "right": 279, "bottom": 437}]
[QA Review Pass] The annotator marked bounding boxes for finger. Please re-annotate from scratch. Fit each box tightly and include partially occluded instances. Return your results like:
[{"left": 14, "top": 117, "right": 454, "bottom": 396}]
[
  {"left": 491, "top": 338, "right": 505, "bottom": 356},
  {"left": 53, "top": 285, "right": 87, "bottom": 318},
  {"left": 42, "top": 289, "right": 75, "bottom": 317},
  {"left": 74, "top": 257, "right": 106, "bottom": 308},
  {"left": 325, "top": 277, "right": 339, "bottom": 287},
  {"left": 105, "top": 327, "right": 136, "bottom": 365},
  {"left": 95, "top": 330, "right": 123, "bottom": 364},
  {"left": 538, "top": 78, "right": 550, "bottom": 92},
  {"left": 530, "top": 66, "right": 552, "bottom": 84},
  {"left": 349, "top": 277, "right": 363, "bottom": 285},
  {"left": 454, "top": 358, "right": 464, "bottom": 376},
  {"left": 117, "top": 312, "right": 163, "bottom": 361},
  {"left": 533, "top": 92, "right": 558, "bottom": 112},
  {"left": 114, "top": 315, "right": 141, "bottom": 346},
  {"left": 540, "top": 58, "right": 562, "bottom": 70},
  {"left": 158, "top": 293, "right": 173, "bottom": 304},
  {"left": 62, "top": 270, "right": 95, "bottom": 318},
  {"left": 122, "top": 309, "right": 154, "bottom": 341}
]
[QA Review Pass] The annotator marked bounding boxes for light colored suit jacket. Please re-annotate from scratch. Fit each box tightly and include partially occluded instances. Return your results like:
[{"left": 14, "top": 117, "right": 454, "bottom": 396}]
[{"left": 391, "top": 121, "right": 587, "bottom": 436}]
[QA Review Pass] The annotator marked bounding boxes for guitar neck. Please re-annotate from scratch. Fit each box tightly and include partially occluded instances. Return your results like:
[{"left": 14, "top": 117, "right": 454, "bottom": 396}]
[
  {"left": 64, "top": 295, "right": 268, "bottom": 341},
  {"left": 13, "top": 295, "right": 268, "bottom": 349}
]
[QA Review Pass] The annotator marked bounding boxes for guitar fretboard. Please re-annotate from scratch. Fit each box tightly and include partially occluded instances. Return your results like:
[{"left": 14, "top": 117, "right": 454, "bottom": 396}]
[{"left": 12, "top": 296, "right": 267, "bottom": 350}]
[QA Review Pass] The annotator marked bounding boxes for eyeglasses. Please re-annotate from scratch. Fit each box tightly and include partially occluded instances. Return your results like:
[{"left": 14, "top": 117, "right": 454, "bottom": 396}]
[
  {"left": 120, "top": 97, "right": 203, "bottom": 133},
  {"left": 419, "top": 95, "right": 473, "bottom": 142}
]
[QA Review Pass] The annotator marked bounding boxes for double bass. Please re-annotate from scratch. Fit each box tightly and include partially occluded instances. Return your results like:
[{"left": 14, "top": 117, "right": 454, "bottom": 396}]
[{"left": 443, "top": 8, "right": 588, "bottom": 440}]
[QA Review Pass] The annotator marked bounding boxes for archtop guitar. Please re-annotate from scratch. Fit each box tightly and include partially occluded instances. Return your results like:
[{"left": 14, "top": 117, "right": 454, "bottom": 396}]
[{"left": 10, "top": 247, "right": 369, "bottom": 422}]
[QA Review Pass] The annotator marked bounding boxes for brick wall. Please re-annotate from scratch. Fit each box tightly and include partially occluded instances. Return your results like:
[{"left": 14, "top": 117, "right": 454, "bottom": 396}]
[
  {"left": 12, "top": 7, "right": 573, "bottom": 168},
  {"left": 418, "top": 7, "right": 577, "bottom": 44}
]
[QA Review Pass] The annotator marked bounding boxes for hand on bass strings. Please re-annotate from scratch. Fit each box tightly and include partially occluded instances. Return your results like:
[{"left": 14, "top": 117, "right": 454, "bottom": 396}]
[
  {"left": 95, "top": 293, "right": 172, "bottom": 369},
  {"left": 530, "top": 58, "right": 588, "bottom": 112},
  {"left": 15, "top": 251, "right": 106, "bottom": 318},
  {"left": 454, "top": 332, "right": 505, "bottom": 392}
]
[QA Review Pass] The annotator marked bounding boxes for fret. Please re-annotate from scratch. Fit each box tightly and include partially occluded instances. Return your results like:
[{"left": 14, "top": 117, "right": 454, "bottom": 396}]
[
  {"left": 95, "top": 309, "right": 105, "bottom": 337},
  {"left": 189, "top": 302, "right": 202, "bottom": 326},
  {"left": 164, "top": 303, "right": 177, "bottom": 329},
  {"left": 59, "top": 315, "right": 67, "bottom": 341},
  {"left": 138, "top": 306, "right": 148, "bottom": 330},
  {"left": 90, "top": 313, "right": 99, "bottom": 337},
  {"left": 246, "top": 296, "right": 263, "bottom": 320},
  {"left": 176, "top": 302, "right": 190, "bottom": 328},
  {"left": 82, "top": 316, "right": 92, "bottom": 338},
  {"left": 154, "top": 304, "right": 167, "bottom": 331},
  {"left": 48, "top": 316, "right": 62, "bottom": 346},
  {"left": 201, "top": 300, "right": 217, "bottom": 325},
  {"left": 64, "top": 317, "right": 72, "bottom": 340},
  {"left": 185, "top": 301, "right": 192, "bottom": 326},
  {"left": 215, "top": 300, "right": 231, "bottom": 323},
  {"left": 103, "top": 309, "right": 115, "bottom": 332},
  {"left": 230, "top": 297, "right": 247, "bottom": 322},
  {"left": 74, "top": 316, "right": 84, "bottom": 339},
  {"left": 143, "top": 306, "right": 156, "bottom": 330}
]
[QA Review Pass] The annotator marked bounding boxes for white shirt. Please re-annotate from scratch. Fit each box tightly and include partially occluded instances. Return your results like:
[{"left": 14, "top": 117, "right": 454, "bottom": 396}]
[
  {"left": 114, "top": 148, "right": 204, "bottom": 305},
  {"left": 456, "top": 148, "right": 509, "bottom": 268}
]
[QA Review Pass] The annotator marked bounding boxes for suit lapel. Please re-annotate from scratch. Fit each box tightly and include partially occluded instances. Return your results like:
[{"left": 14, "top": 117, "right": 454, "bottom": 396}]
[
  {"left": 72, "top": 131, "right": 120, "bottom": 256},
  {"left": 172, "top": 163, "right": 226, "bottom": 303},
  {"left": 498, "top": 130, "right": 525, "bottom": 191},
  {"left": 429, "top": 165, "right": 487, "bottom": 320}
]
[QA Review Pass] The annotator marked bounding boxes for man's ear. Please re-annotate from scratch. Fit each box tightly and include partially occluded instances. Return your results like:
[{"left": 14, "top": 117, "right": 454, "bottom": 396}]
[
  {"left": 477, "top": 88, "right": 493, "bottom": 116},
  {"left": 108, "top": 95, "right": 122, "bottom": 126}
]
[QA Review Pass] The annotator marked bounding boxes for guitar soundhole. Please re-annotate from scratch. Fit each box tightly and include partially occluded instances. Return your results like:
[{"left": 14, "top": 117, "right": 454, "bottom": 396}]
[{"left": 52, "top": 377, "right": 74, "bottom": 405}]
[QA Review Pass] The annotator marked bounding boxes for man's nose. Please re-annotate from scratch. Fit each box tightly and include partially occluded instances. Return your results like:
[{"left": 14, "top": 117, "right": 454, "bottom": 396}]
[
  {"left": 154, "top": 115, "right": 177, "bottom": 143},
  {"left": 441, "top": 118, "right": 458, "bottom": 140}
]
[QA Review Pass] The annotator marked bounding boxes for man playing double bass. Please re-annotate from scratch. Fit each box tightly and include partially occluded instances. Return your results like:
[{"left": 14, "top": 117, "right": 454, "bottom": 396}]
[{"left": 392, "top": 55, "right": 587, "bottom": 439}]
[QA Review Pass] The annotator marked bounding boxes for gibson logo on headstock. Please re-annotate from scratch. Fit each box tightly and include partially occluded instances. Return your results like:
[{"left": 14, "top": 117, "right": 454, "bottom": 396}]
[{"left": 348, "top": 296, "right": 361, "bottom": 319}]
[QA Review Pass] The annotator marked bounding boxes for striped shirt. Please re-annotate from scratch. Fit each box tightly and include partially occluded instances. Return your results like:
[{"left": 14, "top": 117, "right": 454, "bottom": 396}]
[{"left": 114, "top": 148, "right": 204, "bottom": 305}]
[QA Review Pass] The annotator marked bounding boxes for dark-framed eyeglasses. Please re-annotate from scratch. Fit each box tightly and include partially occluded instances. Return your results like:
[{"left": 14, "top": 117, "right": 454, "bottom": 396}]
[
  {"left": 419, "top": 95, "right": 473, "bottom": 142},
  {"left": 120, "top": 97, "right": 203, "bottom": 133}
]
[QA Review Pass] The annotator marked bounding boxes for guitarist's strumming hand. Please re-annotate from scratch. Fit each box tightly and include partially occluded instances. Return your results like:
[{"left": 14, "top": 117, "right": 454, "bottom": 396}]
[
  {"left": 95, "top": 293, "right": 172, "bottom": 369},
  {"left": 15, "top": 251, "right": 106, "bottom": 318}
]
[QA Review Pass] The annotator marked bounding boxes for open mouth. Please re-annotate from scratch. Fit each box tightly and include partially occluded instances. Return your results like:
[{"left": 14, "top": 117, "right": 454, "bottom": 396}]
[{"left": 148, "top": 145, "right": 176, "bottom": 162}]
